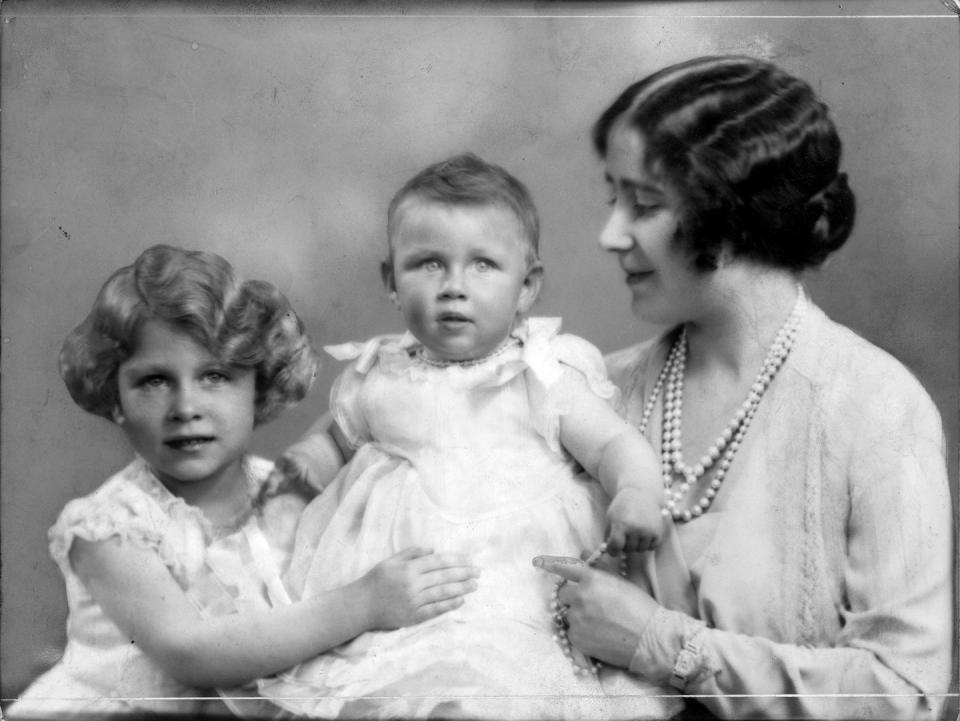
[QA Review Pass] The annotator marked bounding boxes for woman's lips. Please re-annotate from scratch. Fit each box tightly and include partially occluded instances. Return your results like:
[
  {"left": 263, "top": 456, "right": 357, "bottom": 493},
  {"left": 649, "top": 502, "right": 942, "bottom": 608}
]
[{"left": 626, "top": 270, "right": 654, "bottom": 284}]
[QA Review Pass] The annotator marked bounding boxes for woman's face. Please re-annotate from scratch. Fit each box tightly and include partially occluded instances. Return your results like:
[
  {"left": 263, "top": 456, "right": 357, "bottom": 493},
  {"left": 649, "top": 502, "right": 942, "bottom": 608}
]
[{"left": 599, "top": 125, "right": 705, "bottom": 325}]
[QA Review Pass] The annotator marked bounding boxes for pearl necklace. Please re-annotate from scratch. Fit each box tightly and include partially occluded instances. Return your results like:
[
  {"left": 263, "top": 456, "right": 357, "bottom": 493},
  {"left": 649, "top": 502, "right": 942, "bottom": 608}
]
[
  {"left": 638, "top": 287, "right": 807, "bottom": 522},
  {"left": 550, "top": 541, "right": 627, "bottom": 676},
  {"left": 415, "top": 337, "right": 519, "bottom": 368}
]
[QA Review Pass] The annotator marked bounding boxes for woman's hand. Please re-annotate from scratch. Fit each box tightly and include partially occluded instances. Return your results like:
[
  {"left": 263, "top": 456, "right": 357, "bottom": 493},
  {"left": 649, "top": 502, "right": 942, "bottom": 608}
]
[
  {"left": 360, "top": 547, "right": 480, "bottom": 630},
  {"left": 534, "top": 554, "right": 661, "bottom": 669}
]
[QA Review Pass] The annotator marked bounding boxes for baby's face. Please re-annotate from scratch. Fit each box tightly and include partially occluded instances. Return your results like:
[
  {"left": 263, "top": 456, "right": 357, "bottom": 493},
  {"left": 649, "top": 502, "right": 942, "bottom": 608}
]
[{"left": 387, "top": 201, "right": 540, "bottom": 362}]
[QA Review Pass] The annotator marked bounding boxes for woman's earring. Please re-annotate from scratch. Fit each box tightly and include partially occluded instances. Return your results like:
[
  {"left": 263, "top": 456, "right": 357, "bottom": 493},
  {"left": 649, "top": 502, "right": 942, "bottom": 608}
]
[{"left": 388, "top": 291, "right": 401, "bottom": 310}]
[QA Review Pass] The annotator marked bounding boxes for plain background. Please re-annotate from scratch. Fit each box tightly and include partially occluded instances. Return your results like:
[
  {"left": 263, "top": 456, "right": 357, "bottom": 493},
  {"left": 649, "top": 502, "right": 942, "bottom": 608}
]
[{"left": 2, "top": 0, "right": 957, "bottom": 710}]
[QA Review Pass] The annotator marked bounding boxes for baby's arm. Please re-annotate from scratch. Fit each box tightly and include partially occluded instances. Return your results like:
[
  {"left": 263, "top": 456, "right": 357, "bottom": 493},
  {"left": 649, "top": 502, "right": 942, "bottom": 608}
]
[
  {"left": 70, "top": 537, "right": 478, "bottom": 689},
  {"left": 558, "top": 375, "right": 663, "bottom": 553},
  {"left": 262, "top": 411, "right": 351, "bottom": 501}
]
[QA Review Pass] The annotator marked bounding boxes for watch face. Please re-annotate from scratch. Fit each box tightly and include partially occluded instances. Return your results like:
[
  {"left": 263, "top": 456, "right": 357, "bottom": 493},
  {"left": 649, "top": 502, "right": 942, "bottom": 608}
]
[{"left": 676, "top": 653, "right": 696, "bottom": 675}]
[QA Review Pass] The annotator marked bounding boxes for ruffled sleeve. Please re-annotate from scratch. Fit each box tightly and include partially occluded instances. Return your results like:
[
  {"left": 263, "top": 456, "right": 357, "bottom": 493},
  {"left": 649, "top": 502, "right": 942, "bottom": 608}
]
[
  {"left": 324, "top": 333, "right": 418, "bottom": 449},
  {"left": 48, "top": 461, "right": 184, "bottom": 578},
  {"left": 517, "top": 318, "right": 620, "bottom": 454}
]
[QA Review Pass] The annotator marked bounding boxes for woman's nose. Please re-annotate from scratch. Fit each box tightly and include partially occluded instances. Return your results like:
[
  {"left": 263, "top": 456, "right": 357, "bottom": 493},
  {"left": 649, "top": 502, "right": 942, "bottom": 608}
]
[
  {"left": 599, "top": 205, "right": 635, "bottom": 252},
  {"left": 168, "top": 384, "right": 201, "bottom": 421}
]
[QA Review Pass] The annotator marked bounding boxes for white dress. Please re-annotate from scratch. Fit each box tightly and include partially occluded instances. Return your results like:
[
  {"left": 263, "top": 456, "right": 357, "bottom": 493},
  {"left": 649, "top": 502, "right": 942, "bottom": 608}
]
[
  {"left": 8, "top": 455, "right": 304, "bottom": 720},
  {"left": 258, "top": 318, "right": 680, "bottom": 720}
]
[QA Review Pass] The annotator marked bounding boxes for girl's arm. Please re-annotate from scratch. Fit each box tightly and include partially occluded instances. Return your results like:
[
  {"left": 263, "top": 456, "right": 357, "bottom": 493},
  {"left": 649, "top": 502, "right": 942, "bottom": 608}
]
[
  {"left": 557, "top": 372, "right": 664, "bottom": 552},
  {"left": 262, "top": 411, "right": 352, "bottom": 501},
  {"left": 71, "top": 537, "right": 478, "bottom": 689}
]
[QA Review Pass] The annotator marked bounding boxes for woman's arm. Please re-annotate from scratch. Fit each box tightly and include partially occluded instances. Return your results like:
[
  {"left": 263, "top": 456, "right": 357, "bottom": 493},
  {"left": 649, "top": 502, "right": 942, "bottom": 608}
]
[
  {"left": 540, "top": 377, "right": 953, "bottom": 720},
  {"left": 71, "top": 537, "right": 478, "bottom": 689},
  {"left": 558, "top": 372, "right": 664, "bottom": 552}
]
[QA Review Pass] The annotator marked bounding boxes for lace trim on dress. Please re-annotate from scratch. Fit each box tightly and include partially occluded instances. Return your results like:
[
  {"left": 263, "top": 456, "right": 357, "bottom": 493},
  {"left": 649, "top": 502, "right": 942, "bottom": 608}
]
[
  {"left": 324, "top": 318, "right": 619, "bottom": 455},
  {"left": 48, "top": 456, "right": 265, "bottom": 580}
]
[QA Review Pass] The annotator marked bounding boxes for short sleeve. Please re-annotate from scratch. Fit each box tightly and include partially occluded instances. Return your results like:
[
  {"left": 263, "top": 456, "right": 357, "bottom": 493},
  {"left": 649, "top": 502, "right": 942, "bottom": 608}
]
[
  {"left": 523, "top": 327, "right": 620, "bottom": 454},
  {"left": 48, "top": 477, "right": 170, "bottom": 577},
  {"left": 552, "top": 333, "right": 619, "bottom": 403},
  {"left": 328, "top": 362, "right": 373, "bottom": 449}
]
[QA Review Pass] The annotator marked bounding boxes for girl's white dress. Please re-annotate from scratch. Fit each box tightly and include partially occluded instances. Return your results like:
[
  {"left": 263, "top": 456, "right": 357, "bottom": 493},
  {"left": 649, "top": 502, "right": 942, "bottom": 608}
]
[
  {"left": 8, "top": 455, "right": 304, "bottom": 720},
  {"left": 258, "top": 318, "right": 680, "bottom": 720}
]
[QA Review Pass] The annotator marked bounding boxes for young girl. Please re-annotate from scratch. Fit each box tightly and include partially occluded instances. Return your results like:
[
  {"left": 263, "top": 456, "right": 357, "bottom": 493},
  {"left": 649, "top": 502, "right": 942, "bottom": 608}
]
[
  {"left": 257, "top": 154, "right": 680, "bottom": 719},
  {"left": 8, "top": 245, "right": 478, "bottom": 720}
]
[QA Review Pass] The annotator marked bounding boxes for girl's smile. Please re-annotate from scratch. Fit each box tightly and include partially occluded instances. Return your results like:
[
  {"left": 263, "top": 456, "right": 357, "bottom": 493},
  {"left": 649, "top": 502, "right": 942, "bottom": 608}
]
[{"left": 114, "top": 319, "right": 256, "bottom": 500}]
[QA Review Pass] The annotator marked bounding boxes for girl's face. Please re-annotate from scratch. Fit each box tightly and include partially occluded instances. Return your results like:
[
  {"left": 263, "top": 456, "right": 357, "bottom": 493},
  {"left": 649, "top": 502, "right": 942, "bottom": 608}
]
[
  {"left": 599, "top": 125, "right": 706, "bottom": 325},
  {"left": 114, "top": 319, "right": 256, "bottom": 498},
  {"left": 385, "top": 201, "right": 542, "bottom": 362}
]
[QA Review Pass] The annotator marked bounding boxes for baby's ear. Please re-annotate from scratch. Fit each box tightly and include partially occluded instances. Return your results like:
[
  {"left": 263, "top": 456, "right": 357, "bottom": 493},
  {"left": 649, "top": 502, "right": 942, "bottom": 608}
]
[
  {"left": 517, "top": 262, "right": 544, "bottom": 314},
  {"left": 380, "top": 260, "right": 401, "bottom": 308}
]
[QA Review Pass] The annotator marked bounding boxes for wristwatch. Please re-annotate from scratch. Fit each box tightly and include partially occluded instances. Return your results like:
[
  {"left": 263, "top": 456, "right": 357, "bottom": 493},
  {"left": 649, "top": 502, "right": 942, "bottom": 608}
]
[{"left": 669, "top": 637, "right": 702, "bottom": 691}]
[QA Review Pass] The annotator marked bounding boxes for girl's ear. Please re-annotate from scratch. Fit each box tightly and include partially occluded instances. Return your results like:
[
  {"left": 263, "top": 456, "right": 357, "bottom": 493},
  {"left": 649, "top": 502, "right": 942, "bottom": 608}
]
[
  {"left": 517, "top": 262, "right": 544, "bottom": 315},
  {"left": 111, "top": 404, "right": 126, "bottom": 425}
]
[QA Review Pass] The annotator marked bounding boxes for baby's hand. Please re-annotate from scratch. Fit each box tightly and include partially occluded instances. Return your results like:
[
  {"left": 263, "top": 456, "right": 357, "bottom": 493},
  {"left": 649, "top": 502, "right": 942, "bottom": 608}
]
[
  {"left": 361, "top": 547, "right": 479, "bottom": 629},
  {"left": 257, "top": 452, "right": 318, "bottom": 507},
  {"left": 606, "top": 486, "right": 665, "bottom": 554}
]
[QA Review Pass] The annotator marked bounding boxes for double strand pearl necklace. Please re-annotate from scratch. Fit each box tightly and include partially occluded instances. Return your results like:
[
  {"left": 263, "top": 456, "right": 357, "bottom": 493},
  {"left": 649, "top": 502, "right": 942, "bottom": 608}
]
[
  {"left": 641, "top": 286, "right": 807, "bottom": 522},
  {"left": 416, "top": 337, "right": 519, "bottom": 368}
]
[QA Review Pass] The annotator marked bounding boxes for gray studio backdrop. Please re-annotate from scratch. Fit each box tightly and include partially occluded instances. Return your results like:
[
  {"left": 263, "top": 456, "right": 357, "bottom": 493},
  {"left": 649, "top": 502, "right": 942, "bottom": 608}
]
[{"left": 2, "top": 1, "right": 957, "bottom": 704}]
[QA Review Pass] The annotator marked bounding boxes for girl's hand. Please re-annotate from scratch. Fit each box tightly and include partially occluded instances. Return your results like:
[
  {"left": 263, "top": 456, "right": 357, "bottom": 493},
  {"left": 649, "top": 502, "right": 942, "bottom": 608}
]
[
  {"left": 258, "top": 452, "right": 318, "bottom": 506},
  {"left": 361, "top": 547, "right": 480, "bottom": 629},
  {"left": 533, "top": 554, "right": 660, "bottom": 668},
  {"left": 606, "top": 486, "right": 665, "bottom": 554}
]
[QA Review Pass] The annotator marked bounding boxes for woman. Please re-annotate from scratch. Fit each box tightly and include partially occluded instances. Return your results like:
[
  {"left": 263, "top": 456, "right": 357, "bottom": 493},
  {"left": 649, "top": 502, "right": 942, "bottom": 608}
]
[{"left": 536, "top": 56, "right": 952, "bottom": 720}]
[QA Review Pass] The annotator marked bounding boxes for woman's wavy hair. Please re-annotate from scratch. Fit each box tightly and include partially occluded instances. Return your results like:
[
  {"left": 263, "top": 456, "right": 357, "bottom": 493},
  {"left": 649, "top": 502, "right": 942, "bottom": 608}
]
[
  {"left": 60, "top": 244, "right": 319, "bottom": 425},
  {"left": 593, "top": 55, "right": 856, "bottom": 271}
]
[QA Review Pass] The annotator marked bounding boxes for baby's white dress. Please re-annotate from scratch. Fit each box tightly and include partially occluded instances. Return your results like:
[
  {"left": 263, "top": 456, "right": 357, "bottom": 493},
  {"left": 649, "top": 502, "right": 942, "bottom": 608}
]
[
  {"left": 8, "top": 455, "right": 303, "bottom": 720},
  {"left": 258, "top": 318, "right": 680, "bottom": 720}
]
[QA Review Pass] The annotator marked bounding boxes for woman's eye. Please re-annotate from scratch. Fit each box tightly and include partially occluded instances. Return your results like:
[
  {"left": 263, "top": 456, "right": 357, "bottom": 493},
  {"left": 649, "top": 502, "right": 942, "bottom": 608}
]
[
  {"left": 633, "top": 199, "right": 661, "bottom": 218},
  {"left": 140, "top": 375, "right": 168, "bottom": 389}
]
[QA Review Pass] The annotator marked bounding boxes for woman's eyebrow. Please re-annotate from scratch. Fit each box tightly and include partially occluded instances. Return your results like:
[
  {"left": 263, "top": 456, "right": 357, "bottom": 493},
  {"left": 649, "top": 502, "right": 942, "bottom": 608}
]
[{"left": 604, "top": 173, "right": 664, "bottom": 196}]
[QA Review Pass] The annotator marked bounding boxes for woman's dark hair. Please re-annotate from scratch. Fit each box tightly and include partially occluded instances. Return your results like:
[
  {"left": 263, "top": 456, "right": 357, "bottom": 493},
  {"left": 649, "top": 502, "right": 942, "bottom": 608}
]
[
  {"left": 60, "top": 244, "right": 319, "bottom": 425},
  {"left": 593, "top": 55, "right": 856, "bottom": 271}
]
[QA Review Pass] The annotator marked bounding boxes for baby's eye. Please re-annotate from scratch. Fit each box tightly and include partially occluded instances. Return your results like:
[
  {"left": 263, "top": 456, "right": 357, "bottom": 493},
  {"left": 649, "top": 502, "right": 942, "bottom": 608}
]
[
  {"left": 474, "top": 259, "right": 495, "bottom": 272},
  {"left": 422, "top": 259, "right": 442, "bottom": 272}
]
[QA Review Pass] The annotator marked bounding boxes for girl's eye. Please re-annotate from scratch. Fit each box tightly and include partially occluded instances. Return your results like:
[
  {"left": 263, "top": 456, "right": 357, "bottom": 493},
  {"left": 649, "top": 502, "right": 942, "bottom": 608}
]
[
  {"left": 204, "top": 370, "right": 230, "bottom": 384},
  {"left": 140, "top": 375, "right": 168, "bottom": 389}
]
